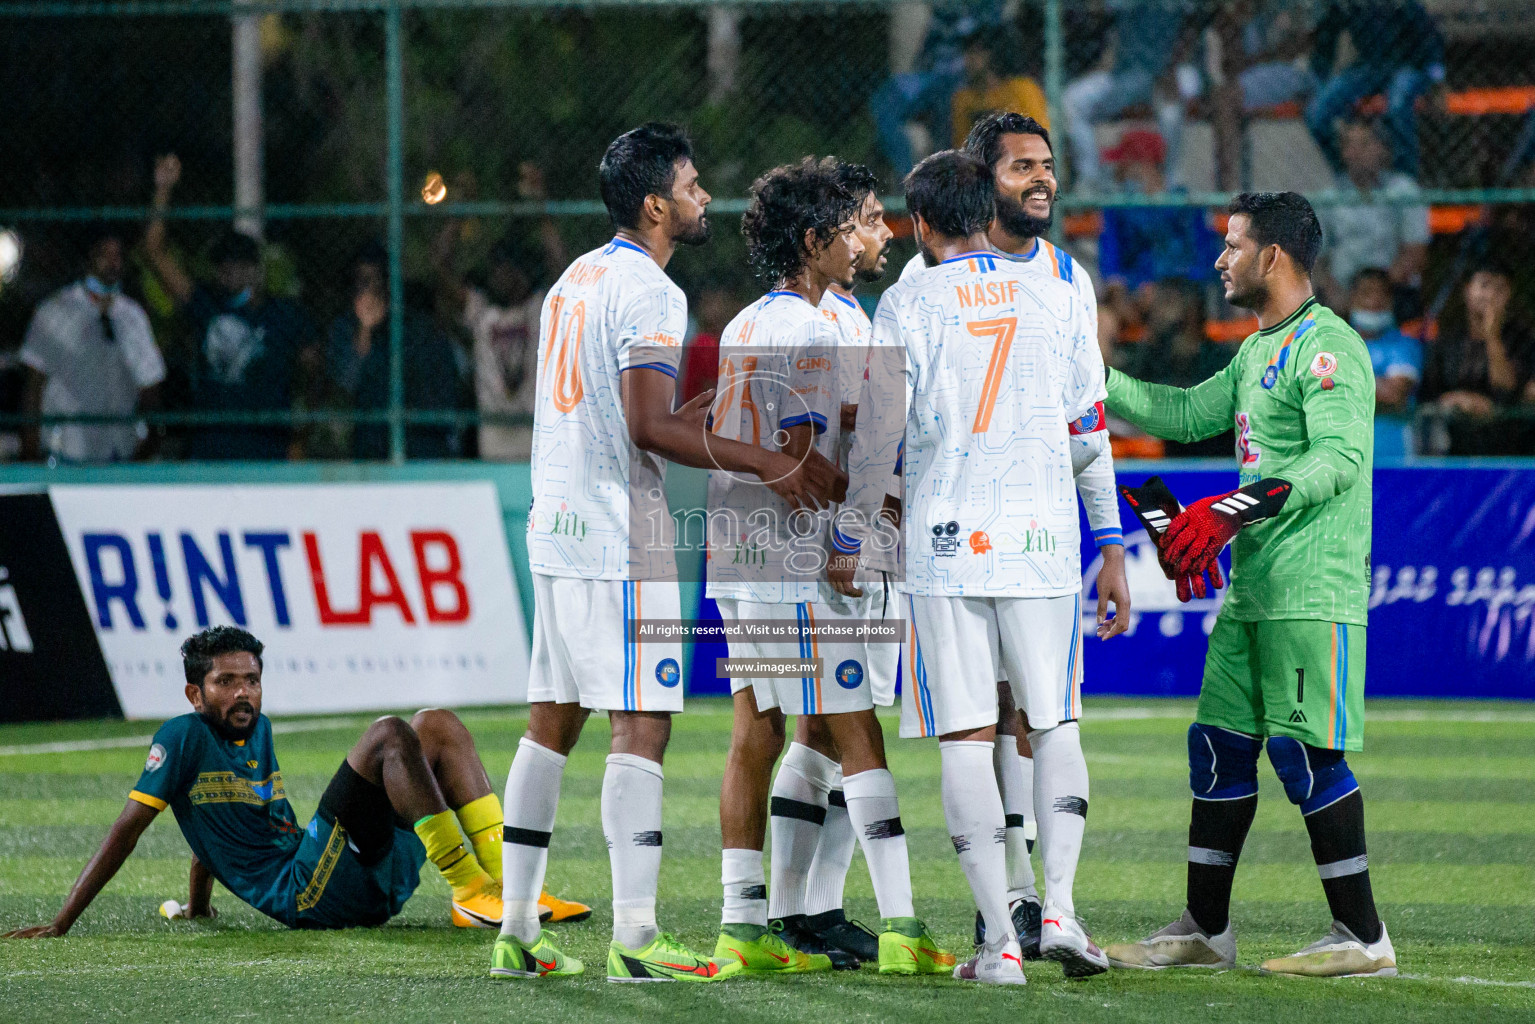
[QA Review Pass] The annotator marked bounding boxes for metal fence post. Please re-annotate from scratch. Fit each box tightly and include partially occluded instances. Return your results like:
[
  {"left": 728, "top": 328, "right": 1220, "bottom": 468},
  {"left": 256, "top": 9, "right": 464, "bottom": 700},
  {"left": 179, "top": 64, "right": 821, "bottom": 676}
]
[
  {"left": 1044, "top": 0, "right": 1065, "bottom": 247},
  {"left": 386, "top": 0, "right": 406, "bottom": 464}
]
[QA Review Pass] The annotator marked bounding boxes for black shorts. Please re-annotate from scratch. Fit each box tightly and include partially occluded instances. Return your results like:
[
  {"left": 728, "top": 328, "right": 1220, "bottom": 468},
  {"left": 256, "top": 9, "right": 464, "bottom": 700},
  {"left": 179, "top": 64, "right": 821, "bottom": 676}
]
[{"left": 317, "top": 760, "right": 411, "bottom": 866}]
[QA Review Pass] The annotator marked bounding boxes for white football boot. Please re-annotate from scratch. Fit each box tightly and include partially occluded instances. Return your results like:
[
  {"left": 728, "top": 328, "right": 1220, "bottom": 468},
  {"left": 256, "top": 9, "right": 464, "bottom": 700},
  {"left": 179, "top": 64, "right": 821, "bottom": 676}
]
[
  {"left": 1104, "top": 910, "right": 1237, "bottom": 969},
  {"left": 1260, "top": 920, "right": 1397, "bottom": 978},
  {"left": 1039, "top": 902, "right": 1109, "bottom": 977},
  {"left": 952, "top": 936, "right": 1028, "bottom": 986}
]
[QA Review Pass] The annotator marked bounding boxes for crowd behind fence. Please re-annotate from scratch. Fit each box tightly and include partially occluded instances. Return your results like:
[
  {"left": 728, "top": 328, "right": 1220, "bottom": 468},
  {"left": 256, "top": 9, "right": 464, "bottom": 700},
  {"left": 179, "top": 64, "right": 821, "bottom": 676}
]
[{"left": 1, "top": 0, "right": 1533, "bottom": 464}]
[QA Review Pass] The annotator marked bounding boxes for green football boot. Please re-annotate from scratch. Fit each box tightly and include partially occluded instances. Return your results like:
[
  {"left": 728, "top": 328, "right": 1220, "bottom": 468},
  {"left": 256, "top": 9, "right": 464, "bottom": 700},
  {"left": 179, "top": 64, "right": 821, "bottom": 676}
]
[
  {"left": 877, "top": 916, "right": 957, "bottom": 975},
  {"left": 608, "top": 931, "right": 735, "bottom": 983},
  {"left": 490, "top": 930, "right": 583, "bottom": 979},
  {"left": 713, "top": 923, "right": 833, "bottom": 974}
]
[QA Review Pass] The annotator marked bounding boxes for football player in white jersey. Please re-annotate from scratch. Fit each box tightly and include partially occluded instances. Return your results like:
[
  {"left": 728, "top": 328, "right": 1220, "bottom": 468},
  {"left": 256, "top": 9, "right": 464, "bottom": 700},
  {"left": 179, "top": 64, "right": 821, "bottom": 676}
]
[
  {"left": 494, "top": 124, "right": 844, "bottom": 984},
  {"left": 889, "top": 112, "right": 1132, "bottom": 958},
  {"left": 708, "top": 159, "right": 952, "bottom": 978},
  {"left": 863, "top": 150, "right": 1110, "bottom": 984},
  {"left": 758, "top": 159, "right": 900, "bottom": 965}
]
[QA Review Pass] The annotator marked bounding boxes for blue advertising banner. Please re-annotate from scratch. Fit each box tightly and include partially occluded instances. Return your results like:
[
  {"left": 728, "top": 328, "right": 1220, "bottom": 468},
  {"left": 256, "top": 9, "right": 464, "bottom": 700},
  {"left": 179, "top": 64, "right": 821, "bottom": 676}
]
[{"left": 688, "top": 463, "right": 1535, "bottom": 701}]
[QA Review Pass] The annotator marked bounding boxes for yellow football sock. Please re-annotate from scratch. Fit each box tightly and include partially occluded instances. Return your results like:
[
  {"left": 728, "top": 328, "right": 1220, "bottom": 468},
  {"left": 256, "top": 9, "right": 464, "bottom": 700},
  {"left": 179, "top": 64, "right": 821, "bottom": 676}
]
[
  {"left": 455, "top": 793, "right": 504, "bottom": 886},
  {"left": 413, "top": 809, "right": 493, "bottom": 900}
]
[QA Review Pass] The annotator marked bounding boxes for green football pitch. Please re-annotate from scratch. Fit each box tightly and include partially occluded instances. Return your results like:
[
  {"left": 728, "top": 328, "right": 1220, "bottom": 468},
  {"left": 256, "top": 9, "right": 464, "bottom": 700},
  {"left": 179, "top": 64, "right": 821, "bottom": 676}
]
[{"left": 2, "top": 698, "right": 1532, "bottom": 1024}]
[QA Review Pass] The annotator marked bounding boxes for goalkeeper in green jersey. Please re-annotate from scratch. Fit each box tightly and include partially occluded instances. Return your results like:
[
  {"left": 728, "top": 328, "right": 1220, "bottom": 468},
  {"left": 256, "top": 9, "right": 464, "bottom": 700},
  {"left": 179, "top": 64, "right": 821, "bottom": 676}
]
[{"left": 1101, "top": 192, "right": 1396, "bottom": 979}]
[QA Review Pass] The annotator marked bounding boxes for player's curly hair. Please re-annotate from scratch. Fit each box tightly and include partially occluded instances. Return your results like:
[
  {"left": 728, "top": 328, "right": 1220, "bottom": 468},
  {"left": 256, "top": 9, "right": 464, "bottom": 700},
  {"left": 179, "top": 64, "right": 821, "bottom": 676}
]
[
  {"left": 741, "top": 158, "right": 859, "bottom": 288},
  {"left": 821, "top": 157, "right": 879, "bottom": 205},
  {"left": 181, "top": 625, "right": 264, "bottom": 688}
]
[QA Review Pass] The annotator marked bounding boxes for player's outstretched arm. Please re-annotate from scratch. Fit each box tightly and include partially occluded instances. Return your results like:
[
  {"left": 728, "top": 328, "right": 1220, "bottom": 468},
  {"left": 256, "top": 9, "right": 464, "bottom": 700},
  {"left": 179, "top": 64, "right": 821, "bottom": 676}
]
[
  {"left": 186, "top": 854, "right": 217, "bottom": 920},
  {"left": 622, "top": 366, "right": 846, "bottom": 511},
  {"left": 4, "top": 799, "right": 159, "bottom": 938},
  {"left": 1104, "top": 363, "right": 1239, "bottom": 444}
]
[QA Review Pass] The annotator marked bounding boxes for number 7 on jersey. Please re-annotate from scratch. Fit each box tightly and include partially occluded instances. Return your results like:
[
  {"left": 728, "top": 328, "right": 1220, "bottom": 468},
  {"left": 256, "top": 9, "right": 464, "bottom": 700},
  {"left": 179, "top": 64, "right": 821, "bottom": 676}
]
[{"left": 969, "top": 316, "right": 1018, "bottom": 433}]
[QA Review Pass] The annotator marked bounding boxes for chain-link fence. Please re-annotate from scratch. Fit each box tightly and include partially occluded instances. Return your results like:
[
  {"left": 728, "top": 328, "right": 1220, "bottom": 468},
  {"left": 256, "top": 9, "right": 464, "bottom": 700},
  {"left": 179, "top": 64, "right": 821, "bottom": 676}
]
[{"left": 2, "top": 0, "right": 1532, "bottom": 462}]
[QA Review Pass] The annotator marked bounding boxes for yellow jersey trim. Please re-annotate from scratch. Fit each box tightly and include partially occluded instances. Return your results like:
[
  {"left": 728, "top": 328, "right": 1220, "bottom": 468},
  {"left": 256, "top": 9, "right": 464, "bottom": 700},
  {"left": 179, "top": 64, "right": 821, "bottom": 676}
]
[
  {"left": 295, "top": 819, "right": 347, "bottom": 912},
  {"left": 128, "top": 790, "right": 168, "bottom": 811}
]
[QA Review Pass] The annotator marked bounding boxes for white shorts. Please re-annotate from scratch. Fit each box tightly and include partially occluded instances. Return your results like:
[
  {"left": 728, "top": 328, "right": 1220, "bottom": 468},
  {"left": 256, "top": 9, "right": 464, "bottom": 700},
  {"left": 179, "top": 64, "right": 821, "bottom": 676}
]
[
  {"left": 900, "top": 592, "right": 1083, "bottom": 739},
  {"left": 715, "top": 591, "right": 875, "bottom": 716},
  {"left": 851, "top": 581, "right": 899, "bottom": 707},
  {"left": 527, "top": 573, "right": 684, "bottom": 713}
]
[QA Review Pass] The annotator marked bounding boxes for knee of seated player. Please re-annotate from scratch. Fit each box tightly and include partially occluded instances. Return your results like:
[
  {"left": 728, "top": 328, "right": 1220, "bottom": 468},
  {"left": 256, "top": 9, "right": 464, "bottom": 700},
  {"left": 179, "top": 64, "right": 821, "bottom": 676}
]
[
  {"left": 348, "top": 716, "right": 420, "bottom": 779},
  {"left": 1266, "top": 736, "right": 1359, "bottom": 814},
  {"left": 1188, "top": 723, "right": 1262, "bottom": 800},
  {"left": 409, "top": 707, "right": 469, "bottom": 752},
  {"left": 610, "top": 710, "right": 672, "bottom": 763}
]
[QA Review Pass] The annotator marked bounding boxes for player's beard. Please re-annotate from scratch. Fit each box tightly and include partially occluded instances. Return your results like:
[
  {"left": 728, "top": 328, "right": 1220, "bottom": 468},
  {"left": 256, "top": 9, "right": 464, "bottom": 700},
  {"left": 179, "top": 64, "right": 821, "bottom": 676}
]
[
  {"left": 675, "top": 213, "right": 711, "bottom": 247},
  {"left": 1227, "top": 278, "right": 1268, "bottom": 311},
  {"left": 994, "top": 188, "right": 1053, "bottom": 243},
  {"left": 856, "top": 240, "right": 892, "bottom": 283},
  {"left": 201, "top": 703, "right": 258, "bottom": 742}
]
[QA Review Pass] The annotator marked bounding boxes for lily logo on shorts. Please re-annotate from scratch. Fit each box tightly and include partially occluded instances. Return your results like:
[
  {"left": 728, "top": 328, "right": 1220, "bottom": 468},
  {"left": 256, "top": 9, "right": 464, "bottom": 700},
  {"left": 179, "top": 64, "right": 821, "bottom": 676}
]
[
  {"left": 655, "top": 658, "right": 681, "bottom": 687},
  {"left": 835, "top": 659, "right": 864, "bottom": 690}
]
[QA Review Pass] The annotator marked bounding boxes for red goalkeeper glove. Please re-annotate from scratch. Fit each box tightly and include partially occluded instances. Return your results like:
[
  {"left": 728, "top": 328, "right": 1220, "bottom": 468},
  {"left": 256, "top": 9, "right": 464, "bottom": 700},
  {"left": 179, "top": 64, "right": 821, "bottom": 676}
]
[{"left": 1162, "top": 479, "right": 1293, "bottom": 577}]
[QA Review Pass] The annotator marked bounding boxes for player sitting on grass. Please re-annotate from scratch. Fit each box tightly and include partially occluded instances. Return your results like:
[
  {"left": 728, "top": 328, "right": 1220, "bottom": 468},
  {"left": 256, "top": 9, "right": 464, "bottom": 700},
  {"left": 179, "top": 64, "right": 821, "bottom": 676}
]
[
  {"left": 1101, "top": 191, "right": 1395, "bottom": 978},
  {"left": 4, "top": 626, "right": 530, "bottom": 937}
]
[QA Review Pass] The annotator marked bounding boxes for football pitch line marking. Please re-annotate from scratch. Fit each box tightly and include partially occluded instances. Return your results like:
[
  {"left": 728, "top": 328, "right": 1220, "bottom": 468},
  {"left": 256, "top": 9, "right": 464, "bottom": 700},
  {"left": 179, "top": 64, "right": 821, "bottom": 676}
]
[
  {"left": 0, "top": 718, "right": 361, "bottom": 757},
  {"left": 1400, "top": 974, "right": 1535, "bottom": 988}
]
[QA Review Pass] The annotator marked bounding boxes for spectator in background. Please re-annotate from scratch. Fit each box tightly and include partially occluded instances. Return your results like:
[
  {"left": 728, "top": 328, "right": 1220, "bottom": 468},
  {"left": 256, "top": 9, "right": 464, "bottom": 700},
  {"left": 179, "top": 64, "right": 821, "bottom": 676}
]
[
  {"left": 679, "top": 284, "right": 740, "bottom": 403},
  {"left": 432, "top": 163, "right": 568, "bottom": 462},
  {"left": 328, "top": 241, "right": 460, "bottom": 460},
  {"left": 871, "top": 0, "right": 1006, "bottom": 178},
  {"left": 1097, "top": 130, "right": 1223, "bottom": 294},
  {"left": 1305, "top": 0, "right": 1445, "bottom": 178},
  {"left": 1061, "top": 0, "right": 1200, "bottom": 192},
  {"left": 19, "top": 224, "right": 164, "bottom": 463},
  {"left": 144, "top": 155, "right": 316, "bottom": 460},
  {"left": 1208, "top": 0, "right": 1318, "bottom": 189},
  {"left": 949, "top": 33, "right": 1048, "bottom": 148},
  {"left": 1421, "top": 264, "right": 1535, "bottom": 455},
  {"left": 1315, "top": 119, "right": 1430, "bottom": 315},
  {"left": 1349, "top": 267, "right": 1422, "bottom": 459}
]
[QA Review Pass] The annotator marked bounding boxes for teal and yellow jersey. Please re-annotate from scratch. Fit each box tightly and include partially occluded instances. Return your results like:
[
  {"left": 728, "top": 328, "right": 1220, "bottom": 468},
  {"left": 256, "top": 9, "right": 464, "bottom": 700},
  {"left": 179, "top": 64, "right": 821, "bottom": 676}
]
[
  {"left": 1106, "top": 297, "right": 1374, "bottom": 625},
  {"left": 130, "top": 713, "right": 304, "bottom": 923}
]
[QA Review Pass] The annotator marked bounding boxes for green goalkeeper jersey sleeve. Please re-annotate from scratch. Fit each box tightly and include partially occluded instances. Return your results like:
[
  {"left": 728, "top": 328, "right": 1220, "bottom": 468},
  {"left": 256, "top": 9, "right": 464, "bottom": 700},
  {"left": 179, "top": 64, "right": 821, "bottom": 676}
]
[{"left": 1107, "top": 298, "right": 1374, "bottom": 625}]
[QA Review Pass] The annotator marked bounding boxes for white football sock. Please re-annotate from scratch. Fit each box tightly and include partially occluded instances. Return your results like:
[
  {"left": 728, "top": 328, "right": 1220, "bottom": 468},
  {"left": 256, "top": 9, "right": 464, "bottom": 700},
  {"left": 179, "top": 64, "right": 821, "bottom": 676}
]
[
  {"left": 722, "top": 847, "right": 768, "bottom": 928},
  {"left": 843, "top": 767, "right": 914, "bottom": 919},
  {"left": 1030, "top": 721, "right": 1089, "bottom": 918},
  {"left": 994, "top": 739, "right": 1039, "bottom": 903},
  {"left": 602, "top": 753, "right": 664, "bottom": 949},
  {"left": 500, "top": 736, "right": 566, "bottom": 943},
  {"left": 940, "top": 740, "right": 1013, "bottom": 942},
  {"left": 804, "top": 772, "right": 856, "bottom": 917},
  {"left": 767, "top": 743, "right": 836, "bottom": 919}
]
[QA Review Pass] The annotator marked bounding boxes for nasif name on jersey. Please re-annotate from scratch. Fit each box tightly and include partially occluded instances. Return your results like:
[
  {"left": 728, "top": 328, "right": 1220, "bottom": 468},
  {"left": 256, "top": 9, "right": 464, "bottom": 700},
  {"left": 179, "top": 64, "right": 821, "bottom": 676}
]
[
  {"left": 880, "top": 251, "right": 1106, "bottom": 598},
  {"left": 527, "top": 238, "right": 686, "bottom": 581},
  {"left": 706, "top": 290, "right": 839, "bottom": 605},
  {"left": 897, "top": 235, "right": 1098, "bottom": 336}
]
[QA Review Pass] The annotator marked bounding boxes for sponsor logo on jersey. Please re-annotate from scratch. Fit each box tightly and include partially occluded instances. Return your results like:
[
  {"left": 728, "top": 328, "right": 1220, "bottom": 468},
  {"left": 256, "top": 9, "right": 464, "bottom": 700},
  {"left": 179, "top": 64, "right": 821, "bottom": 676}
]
[
  {"left": 795, "top": 356, "right": 832, "bottom": 372},
  {"left": 546, "top": 508, "right": 587, "bottom": 541},
  {"left": 655, "top": 658, "right": 681, "bottom": 687},
  {"left": 1261, "top": 365, "right": 1279, "bottom": 389},
  {"left": 1019, "top": 523, "right": 1056, "bottom": 555},
  {"left": 969, "top": 530, "right": 992, "bottom": 554},
  {"left": 1310, "top": 351, "right": 1338, "bottom": 377},
  {"left": 930, "top": 521, "right": 960, "bottom": 557},
  {"left": 835, "top": 659, "right": 864, "bottom": 690},
  {"left": 145, "top": 743, "right": 166, "bottom": 772},
  {"left": 1237, "top": 412, "right": 1261, "bottom": 468},
  {"left": 1289, "top": 709, "right": 1308, "bottom": 723}
]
